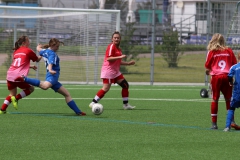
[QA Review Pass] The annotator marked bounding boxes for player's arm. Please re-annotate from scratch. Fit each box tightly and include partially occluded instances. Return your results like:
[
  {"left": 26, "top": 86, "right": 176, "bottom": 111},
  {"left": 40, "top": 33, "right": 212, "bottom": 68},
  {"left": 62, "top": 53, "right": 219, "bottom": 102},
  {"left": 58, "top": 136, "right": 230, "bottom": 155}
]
[
  {"left": 228, "top": 76, "right": 234, "bottom": 86},
  {"left": 205, "top": 68, "right": 211, "bottom": 75},
  {"left": 36, "top": 44, "right": 43, "bottom": 52},
  {"left": 107, "top": 55, "right": 126, "bottom": 61},
  {"left": 36, "top": 55, "right": 42, "bottom": 62},
  {"left": 205, "top": 51, "right": 212, "bottom": 75},
  {"left": 48, "top": 64, "right": 56, "bottom": 75},
  {"left": 121, "top": 60, "right": 135, "bottom": 65},
  {"left": 30, "top": 65, "right": 37, "bottom": 71}
]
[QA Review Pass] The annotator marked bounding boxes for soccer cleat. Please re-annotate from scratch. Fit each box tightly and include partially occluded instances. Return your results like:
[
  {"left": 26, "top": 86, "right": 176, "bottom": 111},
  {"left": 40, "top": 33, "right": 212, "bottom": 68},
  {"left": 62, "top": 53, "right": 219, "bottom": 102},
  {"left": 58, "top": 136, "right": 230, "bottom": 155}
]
[
  {"left": 14, "top": 75, "right": 25, "bottom": 82},
  {"left": 123, "top": 103, "right": 135, "bottom": 110},
  {"left": 89, "top": 102, "right": 96, "bottom": 108},
  {"left": 211, "top": 125, "right": 218, "bottom": 130},
  {"left": 0, "top": 110, "right": 7, "bottom": 114},
  {"left": 77, "top": 112, "right": 86, "bottom": 116},
  {"left": 223, "top": 127, "right": 230, "bottom": 132},
  {"left": 230, "top": 123, "right": 240, "bottom": 130},
  {"left": 11, "top": 96, "right": 18, "bottom": 110}
]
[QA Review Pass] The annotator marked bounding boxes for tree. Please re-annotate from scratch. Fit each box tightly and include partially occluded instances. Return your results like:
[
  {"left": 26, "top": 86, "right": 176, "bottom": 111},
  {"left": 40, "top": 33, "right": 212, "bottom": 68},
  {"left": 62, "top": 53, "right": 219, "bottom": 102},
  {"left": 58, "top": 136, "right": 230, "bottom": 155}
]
[
  {"left": 120, "top": 21, "right": 138, "bottom": 73},
  {"left": 160, "top": 30, "right": 183, "bottom": 68}
]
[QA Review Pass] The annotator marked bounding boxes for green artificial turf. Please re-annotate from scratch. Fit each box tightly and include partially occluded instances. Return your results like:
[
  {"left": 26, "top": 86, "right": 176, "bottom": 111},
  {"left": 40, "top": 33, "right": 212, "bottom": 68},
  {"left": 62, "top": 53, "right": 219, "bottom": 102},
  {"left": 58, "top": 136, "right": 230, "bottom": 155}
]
[{"left": 0, "top": 84, "right": 239, "bottom": 160}]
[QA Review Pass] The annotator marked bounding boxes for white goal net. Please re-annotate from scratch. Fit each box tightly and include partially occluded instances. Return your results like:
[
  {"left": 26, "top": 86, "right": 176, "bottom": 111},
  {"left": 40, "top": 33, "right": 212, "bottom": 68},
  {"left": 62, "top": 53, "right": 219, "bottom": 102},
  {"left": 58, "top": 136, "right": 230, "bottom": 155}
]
[{"left": 0, "top": 6, "right": 120, "bottom": 84}]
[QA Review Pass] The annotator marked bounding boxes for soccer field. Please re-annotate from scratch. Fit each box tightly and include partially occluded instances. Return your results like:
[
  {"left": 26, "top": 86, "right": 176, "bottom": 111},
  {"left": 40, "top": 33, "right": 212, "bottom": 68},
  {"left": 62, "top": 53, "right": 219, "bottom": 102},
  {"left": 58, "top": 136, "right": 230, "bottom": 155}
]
[{"left": 0, "top": 84, "right": 240, "bottom": 160}]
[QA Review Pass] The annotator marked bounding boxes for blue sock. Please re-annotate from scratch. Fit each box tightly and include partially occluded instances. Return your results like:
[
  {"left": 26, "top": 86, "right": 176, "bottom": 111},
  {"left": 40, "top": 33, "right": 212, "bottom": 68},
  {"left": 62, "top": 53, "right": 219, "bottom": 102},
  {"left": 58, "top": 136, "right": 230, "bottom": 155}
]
[
  {"left": 226, "top": 110, "right": 234, "bottom": 128},
  {"left": 24, "top": 77, "right": 40, "bottom": 87},
  {"left": 67, "top": 100, "right": 81, "bottom": 114}
]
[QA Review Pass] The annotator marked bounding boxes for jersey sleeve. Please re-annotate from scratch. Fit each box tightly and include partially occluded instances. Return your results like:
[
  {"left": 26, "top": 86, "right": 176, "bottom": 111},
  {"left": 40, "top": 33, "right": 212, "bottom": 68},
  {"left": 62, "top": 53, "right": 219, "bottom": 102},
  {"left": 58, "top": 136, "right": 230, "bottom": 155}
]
[
  {"left": 205, "top": 51, "right": 213, "bottom": 69},
  {"left": 107, "top": 44, "right": 116, "bottom": 57},
  {"left": 48, "top": 51, "right": 57, "bottom": 65},
  {"left": 228, "top": 65, "right": 235, "bottom": 77},
  {"left": 39, "top": 49, "right": 46, "bottom": 56},
  {"left": 27, "top": 48, "right": 38, "bottom": 62}
]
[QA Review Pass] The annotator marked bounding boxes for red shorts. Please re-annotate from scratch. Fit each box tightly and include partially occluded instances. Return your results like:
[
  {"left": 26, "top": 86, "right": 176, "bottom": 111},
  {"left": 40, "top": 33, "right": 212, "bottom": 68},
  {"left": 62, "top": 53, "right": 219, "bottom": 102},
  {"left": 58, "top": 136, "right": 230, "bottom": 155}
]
[
  {"left": 102, "top": 74, "right": 124, "bottom": 84},
  {"left": 210, "top": 74, "right": 232, "bottom": 100},
  {"left": 7, "top": 80, "right": 32, "bottom": 90}
]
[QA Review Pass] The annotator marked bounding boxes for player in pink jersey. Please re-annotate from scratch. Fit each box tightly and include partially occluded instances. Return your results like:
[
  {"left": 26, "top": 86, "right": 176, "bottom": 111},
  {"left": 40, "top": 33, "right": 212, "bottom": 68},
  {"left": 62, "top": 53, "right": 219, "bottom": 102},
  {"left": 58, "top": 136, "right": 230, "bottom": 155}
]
[
  {"left": 0, "top": 36, "right": 42, "bottom": 114},
  {"left": 89, "top": 31, "right": 136, "bottom": 110},
  {"left": 205, "top": 33, "right": 240, "bottom": 130}
]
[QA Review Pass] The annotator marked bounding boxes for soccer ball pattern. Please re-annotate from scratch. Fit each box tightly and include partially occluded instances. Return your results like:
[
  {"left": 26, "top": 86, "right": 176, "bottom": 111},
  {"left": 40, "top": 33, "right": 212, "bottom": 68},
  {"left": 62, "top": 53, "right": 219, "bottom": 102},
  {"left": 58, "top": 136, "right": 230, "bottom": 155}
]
[{"left": 92, "top": 103, "right": 104, "bottom": 115}]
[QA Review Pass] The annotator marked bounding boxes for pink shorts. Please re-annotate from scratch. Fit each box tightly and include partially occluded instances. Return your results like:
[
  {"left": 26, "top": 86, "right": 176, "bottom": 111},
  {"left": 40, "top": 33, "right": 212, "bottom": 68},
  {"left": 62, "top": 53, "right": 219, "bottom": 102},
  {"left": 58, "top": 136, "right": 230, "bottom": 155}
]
[
  {"left": 102, "top": 74, "right": 124, "bottom": 84},
  {"left": 7, "top": 80, "right": 32, "bottom": 90}
]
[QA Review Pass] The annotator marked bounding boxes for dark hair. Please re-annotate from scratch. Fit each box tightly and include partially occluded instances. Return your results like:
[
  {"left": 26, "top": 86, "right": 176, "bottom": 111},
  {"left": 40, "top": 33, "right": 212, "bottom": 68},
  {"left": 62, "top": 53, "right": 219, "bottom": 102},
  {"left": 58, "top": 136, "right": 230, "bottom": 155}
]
[
  {"left": 13, "top": 35, "right": 28, "bottom": 50},
  {"left": 112, "top": 31, "right": 121, "bottom": 39},
  {"left": 42, "top": 38, "right": 64, "bottom": 49}
]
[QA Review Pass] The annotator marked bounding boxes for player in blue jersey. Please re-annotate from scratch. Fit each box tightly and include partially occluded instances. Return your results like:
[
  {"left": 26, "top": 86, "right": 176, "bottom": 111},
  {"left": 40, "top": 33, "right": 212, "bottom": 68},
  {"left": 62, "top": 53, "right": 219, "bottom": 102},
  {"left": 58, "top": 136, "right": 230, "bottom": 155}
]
[
  {"left": 15, "top": 38, "right": 86, "bottom": 116},
  {"left": 224, "top": 52, "right": 240, "bottom": 131}
]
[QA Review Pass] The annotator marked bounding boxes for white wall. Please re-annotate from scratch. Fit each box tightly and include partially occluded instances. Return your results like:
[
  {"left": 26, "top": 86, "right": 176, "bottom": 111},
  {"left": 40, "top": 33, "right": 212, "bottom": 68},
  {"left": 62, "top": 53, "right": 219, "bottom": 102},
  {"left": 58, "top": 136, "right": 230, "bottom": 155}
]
[{"left": 171, "top": 1, "right": 196, "bottom": 34}]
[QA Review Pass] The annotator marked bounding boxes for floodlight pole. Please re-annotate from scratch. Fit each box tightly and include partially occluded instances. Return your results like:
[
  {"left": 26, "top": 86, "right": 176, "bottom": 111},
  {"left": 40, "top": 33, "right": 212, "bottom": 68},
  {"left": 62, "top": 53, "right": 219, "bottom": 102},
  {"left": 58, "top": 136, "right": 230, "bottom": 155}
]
[{"left": 150, "top": 0, "right": 155, "bottom": 85}]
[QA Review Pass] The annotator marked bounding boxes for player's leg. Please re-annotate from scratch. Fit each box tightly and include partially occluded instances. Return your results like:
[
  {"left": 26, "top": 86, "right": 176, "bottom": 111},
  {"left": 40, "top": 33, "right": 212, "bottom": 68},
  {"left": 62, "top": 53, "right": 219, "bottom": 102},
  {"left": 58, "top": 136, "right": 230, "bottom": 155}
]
[
  {"left": 11, "top": 82, "right": 35, "bottom": 110},
  {"left": 223, "top": 99, "right": 239, "bottom": 131},
  {"left": 55, "top": 83, "right": 86, "bottom": 116},
  {"left": 0, "top": 81, "right": 17, "bottom": 114},
  {"left": 116, "top": 75, "right": 135, "bottom": 110},
  {"left": 15, "top": 72, "right": 53, "bottom": 90},
  {"left": 222, "top": 79, "right": 240, "bottom": 130},
  {"left": 89, "top": 79, "right": 111, "bottom": 108},
  {"left": 210, "top": 75, "right": 220, "bottom": 129}
]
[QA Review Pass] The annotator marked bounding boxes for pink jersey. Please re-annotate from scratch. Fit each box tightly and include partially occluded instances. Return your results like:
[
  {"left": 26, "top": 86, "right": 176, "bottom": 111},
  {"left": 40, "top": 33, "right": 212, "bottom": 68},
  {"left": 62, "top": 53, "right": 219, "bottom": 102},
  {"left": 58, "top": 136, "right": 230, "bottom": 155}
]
[
  {"left": 205, "top": 48, "right": 237, "bottom": 75},
  {"left": 7, "top": 46, "right": 38, "bottom": 81},
  {"left": 101, "top": 43, "right": 122, "bottom": 79}
]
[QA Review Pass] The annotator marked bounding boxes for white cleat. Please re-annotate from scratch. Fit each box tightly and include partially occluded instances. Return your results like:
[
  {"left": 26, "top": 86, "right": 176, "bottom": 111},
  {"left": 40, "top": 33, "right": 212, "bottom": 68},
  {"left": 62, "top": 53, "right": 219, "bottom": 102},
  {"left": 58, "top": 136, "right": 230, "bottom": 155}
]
[
  {"left": 89, "top": 102, "right": 96, "bottom": 108},
  {"left": 123, "top": 103, "right": 135, "bottom": 110},
  {"left": 223, "top": 127, "right": 230, "bottom": 132}
]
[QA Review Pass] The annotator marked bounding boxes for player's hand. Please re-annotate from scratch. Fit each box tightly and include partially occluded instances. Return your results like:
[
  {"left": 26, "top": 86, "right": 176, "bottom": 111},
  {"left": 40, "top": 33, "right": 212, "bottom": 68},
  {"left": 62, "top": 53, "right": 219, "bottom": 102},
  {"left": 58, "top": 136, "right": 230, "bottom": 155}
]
[
  {"left": 121, "top": 55, "right": 126, "bottom": 58},
  {"left": 205, "top": 69, "right": 210, "bottom": 75},
  {"left": 128, "top": 60, "right": 135, "bottom": 65},
  {"left": 49, "top": 70, "right": 56, "bottom": 75},
  {"left": 30, "top": 65, "right": 37, "bottom": 71}
]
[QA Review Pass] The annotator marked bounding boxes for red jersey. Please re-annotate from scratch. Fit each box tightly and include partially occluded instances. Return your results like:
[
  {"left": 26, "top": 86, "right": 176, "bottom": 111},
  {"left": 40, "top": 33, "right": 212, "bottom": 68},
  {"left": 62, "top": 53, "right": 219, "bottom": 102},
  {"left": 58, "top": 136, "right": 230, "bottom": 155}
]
[
  {"left": 7, "top": 46, "right": 38, "bottom": 81},
  {"left": 100, "top": 43, "right": 122, "bottom": 79},
  {"left": 205, "top": 48, "right": 237, "bottom": 75}
]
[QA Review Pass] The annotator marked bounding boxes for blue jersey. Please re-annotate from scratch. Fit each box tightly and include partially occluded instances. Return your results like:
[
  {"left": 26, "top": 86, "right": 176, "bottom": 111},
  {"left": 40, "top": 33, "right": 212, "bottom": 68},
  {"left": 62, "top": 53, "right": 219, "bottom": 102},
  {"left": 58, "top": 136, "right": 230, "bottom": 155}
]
[
  {"left": 228, "top": 63, "right": 240, "bottom": 99},
  {"left": 39, "top": 49, "right": 60, "bottom": 72}
]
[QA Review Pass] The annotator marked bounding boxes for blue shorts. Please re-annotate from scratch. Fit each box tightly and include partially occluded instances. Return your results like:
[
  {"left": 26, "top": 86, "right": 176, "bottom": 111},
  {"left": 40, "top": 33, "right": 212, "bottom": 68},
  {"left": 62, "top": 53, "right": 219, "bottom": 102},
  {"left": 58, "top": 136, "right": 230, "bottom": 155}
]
[
  {"left": 230, "top": 98, "right": 240, "bottom": 109},
  {"left": 45, "top": 72, "right": 62, "bottom": 92}
]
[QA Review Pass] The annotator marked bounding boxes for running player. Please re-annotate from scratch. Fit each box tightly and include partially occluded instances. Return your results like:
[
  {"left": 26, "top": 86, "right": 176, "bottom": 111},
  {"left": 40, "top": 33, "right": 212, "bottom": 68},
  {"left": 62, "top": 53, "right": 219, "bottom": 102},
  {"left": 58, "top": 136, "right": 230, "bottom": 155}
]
[
  {"left": 0, "top": 36, "right": 42, "bottom": 114},
  {"left": 205, "top": 33, "right": 240, "bottom": 130},
  {"left": 224, "top": 52, "right": 240, "bottom": 131},
  {"left": 89, "top": 31, "right": 136, "bottom": 110},
  {"left": 15, "top": 38, "right": 86, "bottom": 116}
]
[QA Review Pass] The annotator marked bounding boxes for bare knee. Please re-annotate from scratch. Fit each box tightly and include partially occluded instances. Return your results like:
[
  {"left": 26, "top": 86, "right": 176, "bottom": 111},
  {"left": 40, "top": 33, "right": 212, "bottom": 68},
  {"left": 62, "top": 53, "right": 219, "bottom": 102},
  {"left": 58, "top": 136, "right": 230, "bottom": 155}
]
[
  {"left": 29, "top": 86, "right": 35, "bottom": 93},
  {"left": 39, "top": 82, "right": 52, "bottom": 90}
]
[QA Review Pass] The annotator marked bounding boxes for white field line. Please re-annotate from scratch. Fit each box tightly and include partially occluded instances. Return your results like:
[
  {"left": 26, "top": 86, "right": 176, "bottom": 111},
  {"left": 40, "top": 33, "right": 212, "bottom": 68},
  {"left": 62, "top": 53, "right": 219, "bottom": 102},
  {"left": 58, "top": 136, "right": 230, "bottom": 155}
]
[{"left": 0, "top": 97, "right": 222, "bottom": 102}]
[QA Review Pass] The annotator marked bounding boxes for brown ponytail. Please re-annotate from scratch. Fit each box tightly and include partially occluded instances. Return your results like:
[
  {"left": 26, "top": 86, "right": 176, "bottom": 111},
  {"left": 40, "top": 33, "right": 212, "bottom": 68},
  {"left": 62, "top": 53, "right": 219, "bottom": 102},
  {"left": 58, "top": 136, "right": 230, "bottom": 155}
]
[
  {"left": 42, "top": 38, "right": 64, "bottom": 49},
  {"left": 13, "top": 36, "right": 28, "bottom": 50}
]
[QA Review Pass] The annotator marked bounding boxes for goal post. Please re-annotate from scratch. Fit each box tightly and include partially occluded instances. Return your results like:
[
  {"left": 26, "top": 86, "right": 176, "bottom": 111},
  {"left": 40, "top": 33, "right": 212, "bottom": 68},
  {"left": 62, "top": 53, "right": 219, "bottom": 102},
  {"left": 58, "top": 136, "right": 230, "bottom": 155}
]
[{"left": 0, "top": 5, "right": 120, "bottom": 84}]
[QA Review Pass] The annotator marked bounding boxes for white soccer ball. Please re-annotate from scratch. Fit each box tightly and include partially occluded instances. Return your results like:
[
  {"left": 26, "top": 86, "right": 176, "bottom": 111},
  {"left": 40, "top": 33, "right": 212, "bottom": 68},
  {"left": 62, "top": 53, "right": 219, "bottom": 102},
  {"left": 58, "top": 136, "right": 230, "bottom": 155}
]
[{"left": 92, "top": 103, "right": 104, "bottom": 115}]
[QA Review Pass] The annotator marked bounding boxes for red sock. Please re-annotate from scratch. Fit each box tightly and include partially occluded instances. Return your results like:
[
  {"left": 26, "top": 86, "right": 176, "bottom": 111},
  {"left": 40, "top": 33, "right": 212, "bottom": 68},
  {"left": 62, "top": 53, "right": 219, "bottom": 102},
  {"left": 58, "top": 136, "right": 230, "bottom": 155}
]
[
  {"left": 211, "top": 101, "right": 218, "bottom": 123},
  {"left": 16, "top": 90, "right": 31, "bottom": 100},
  {"left": 122, "top": 88, "right": 129, "bottom": 98},
  {"left": 97, "top": 89, "right": 106, "bottom": 99},
  {"left": 1, "top": 96, "right": 11, "bottom": 111}
]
